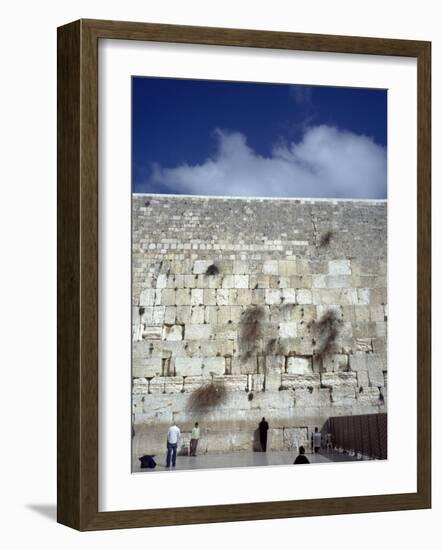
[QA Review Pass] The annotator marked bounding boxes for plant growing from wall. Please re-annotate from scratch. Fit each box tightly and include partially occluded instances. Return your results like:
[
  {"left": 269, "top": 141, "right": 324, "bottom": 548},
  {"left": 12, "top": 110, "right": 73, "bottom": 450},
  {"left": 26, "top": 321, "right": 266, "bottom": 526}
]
[
  {"left": 239, "top": 305, "right": 265, "bottom": 361},
  {"left": 309, "top": 309, "right": 342, "bottom": 358},
  {"left": 205, "top": 263, "right": 220, "bottom": 276},
  {"left": 318, "top": 230, "right": 334, "bottom": 247},
  {"left": 188, "top": 381, "right": 226, "bottom": 410}
]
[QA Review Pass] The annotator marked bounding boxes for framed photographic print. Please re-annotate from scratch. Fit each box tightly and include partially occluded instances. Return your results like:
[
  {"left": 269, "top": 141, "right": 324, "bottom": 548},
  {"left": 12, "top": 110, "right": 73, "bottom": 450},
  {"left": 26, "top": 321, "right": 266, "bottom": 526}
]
[{"left": 57, "top": 19, "right": 431, "bottom": 530}]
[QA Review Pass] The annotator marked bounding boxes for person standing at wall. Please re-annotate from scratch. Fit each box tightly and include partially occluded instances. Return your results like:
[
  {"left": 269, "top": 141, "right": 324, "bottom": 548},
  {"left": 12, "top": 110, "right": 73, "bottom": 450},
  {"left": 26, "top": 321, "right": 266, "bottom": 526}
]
[
  {"left": 259, "top": 417, "right": 269, "bottom": 452},
  {"left": 166, "top": 422, "right": 181, "bottom": 468},
  {"left": 190, "top": 422, "right": 200, "bottom": 456},
  {"left": 312, "top": 427, "right": 322, "bottom": 453}
]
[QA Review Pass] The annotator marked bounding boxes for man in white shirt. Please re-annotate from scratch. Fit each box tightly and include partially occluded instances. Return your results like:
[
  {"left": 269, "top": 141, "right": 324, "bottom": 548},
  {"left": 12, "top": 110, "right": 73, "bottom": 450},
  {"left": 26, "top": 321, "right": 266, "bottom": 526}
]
[
  {"left": 190, "top": 422, "right": 200, "bottom": 456},
  {"left": 166, "top": 423, "right": 181, "bottom": 467}
]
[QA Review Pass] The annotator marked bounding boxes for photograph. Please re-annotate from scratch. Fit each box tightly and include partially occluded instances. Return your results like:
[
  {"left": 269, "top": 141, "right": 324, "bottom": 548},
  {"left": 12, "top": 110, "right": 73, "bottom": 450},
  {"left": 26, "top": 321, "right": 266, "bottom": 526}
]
[{"left": 131, "top": 77, "right": 388, "bottom": 472}]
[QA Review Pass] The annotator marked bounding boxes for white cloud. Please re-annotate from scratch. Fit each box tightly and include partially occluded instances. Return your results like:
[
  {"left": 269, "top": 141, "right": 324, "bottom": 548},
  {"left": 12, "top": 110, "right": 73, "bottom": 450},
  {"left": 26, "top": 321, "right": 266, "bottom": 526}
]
[{"left": 149, "top": 125, "right": 387, "bottom": 199}]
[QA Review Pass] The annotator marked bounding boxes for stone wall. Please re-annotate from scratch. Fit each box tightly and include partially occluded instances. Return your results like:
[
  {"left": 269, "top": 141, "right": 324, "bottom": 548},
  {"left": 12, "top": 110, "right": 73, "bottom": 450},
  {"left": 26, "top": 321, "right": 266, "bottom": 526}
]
[{"left": 132, "top": 195, "right": 387, "bottom": 458}]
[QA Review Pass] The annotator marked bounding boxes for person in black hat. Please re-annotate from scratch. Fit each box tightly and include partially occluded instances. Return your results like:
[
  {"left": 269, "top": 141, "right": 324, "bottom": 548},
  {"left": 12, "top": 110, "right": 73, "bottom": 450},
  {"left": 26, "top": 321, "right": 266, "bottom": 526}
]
[{"left": 294, "top": 446, "right": 310, "bottom": 465}]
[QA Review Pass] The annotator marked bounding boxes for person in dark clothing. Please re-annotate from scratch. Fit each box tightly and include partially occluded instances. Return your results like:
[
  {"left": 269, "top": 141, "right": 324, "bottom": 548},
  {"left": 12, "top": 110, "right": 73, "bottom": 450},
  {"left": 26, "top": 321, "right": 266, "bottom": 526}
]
[
  {"left": 259, "top": 417, "right": 269, "bottom": 452},
  {"left": 294, "top": 446, "right": 310, "bottom": 465}
]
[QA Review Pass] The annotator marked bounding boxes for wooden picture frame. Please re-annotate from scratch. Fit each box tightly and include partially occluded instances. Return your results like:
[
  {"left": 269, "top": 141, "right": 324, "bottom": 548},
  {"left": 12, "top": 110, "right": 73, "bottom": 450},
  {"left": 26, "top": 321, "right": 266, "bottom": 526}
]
[{"left": 57, "top": 19, "right": 431, "bottom": 531}]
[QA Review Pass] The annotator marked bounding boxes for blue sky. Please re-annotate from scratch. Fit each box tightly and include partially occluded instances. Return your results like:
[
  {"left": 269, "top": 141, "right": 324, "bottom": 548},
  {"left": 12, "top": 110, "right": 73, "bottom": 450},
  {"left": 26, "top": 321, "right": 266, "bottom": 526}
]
[{"left": 132, "top": 77, "right": 387, "bottom": 199}]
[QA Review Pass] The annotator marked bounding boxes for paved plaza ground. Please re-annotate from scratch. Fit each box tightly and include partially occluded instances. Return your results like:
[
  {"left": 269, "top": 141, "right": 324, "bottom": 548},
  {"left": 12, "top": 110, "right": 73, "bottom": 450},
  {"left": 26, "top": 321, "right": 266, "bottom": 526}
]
[{"left": 133, "top": 450, "right": 363, "bottom": 473}]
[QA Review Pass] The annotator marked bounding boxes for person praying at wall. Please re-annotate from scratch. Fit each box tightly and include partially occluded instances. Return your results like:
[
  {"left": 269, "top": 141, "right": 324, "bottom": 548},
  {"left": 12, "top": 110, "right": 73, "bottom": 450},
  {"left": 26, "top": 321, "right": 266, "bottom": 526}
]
[
  {"left": 259, "top": 417, "right": 269, "bottom": 452},
  {"left": 190, "top": 422, "right": 200, "bottom": 457}
]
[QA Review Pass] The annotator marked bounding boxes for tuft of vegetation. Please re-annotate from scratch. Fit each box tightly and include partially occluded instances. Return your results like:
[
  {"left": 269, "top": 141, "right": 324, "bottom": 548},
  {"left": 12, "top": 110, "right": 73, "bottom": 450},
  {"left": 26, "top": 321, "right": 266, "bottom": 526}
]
[
  {"left": 265, "top": 337, "right": 288, "bottom": 356},
  {"left": 188, "top": 381, "right": 226, "bottom": 410},
  {"left": 239, "top": 305, "right": 265, "bottom": 361},
  {"left": 318, "top": 230, "right": 334, "bottom": 247},
  {"left": 205, "top": 263, "right": 220, "bottom": 276},
  {"left": 309, "top": 309, "right": 342, "bottom": 358}
]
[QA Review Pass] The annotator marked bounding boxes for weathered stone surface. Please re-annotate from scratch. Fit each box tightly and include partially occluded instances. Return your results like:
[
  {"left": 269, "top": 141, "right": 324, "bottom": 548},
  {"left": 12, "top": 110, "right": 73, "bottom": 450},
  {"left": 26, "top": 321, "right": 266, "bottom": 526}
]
[
  {"left": 328, "top": 259, "right": 351, "bottom": 275},
  {"left": 203, "top": 356, "right": 225, "bottom": 375},
  {"left": 185, "top": 324, "right": 212, "bottom": 340},
  {"left": 132, "top": 356, "right": 162, "bottom": 378},
  {"left": 174, "top": 357, "right": 203, "bottom": 376},
  {"left": 163, "top": 324, "right": 183, "bottom": 341},
  {"left": 287, "top": 356, "right": 312, "bottom": 374},
  {"left": 132, "top": 195, "right": 387, "bottom": 455},
  {"left": 279, "top": 322, "right": 297, "bottom": 339},
  {"left": 321, "top": 372, "right": 357, "bottom": 387}
]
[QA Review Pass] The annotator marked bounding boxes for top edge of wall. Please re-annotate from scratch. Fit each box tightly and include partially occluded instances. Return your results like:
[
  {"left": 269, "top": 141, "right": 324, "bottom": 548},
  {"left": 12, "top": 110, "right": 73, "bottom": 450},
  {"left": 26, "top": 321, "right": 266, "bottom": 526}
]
[{"left": 132, "top": 193, "right": 387, "bottom": 204}]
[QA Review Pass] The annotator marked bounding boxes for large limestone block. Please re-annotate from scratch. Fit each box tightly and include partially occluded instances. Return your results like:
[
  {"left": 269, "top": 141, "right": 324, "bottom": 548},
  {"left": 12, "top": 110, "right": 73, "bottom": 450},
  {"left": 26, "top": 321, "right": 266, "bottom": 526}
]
[
  {"left": 265, "top": 372, "right": 282, "bottom": 391},
  {"left": 156, "top": 273, "right": 168, "bottom": 289},
  {"left": 139, "top": 288, "right": 161, "bottom": 306},
  {"left": 164, "top": 307, "right": 176, "bottom": 325},
  {"left": 357, "top": 370, "right": 369, "bottom": 387},
  {"left": 251, "top": 390, "right": 294, "bottom": 410},
  {"left": 321, "top": 354, "right": 348, "bottom": 372},
  {"left": 357, "top": 386, "right": 381, "bottom": 406},
  {"left": 141, "top": 306, "right": 166, "bottom": 326},
  {"left": 176, "top": 289, "right": 191, "bottom": 306},
  {"left": 133, "top": 378, "right": 149, "bottom": 395},
  {"left": 265, "top": 289, "right": 282, "bottom": 305},
  {"left": 367, "top": 365, "right": 385, "bottom": 387},
  {"left": 234, "top": 275, "right": 249, "bottom": 289},
  {"left": 190, "top": 288, "right": 204, "bottom": 306},
  {"left": 281, "top": 373, "right": 320, "bottom": 390},
  {"left": 216, "top": 289, "right": 229, "bottom": 305},
  {"left": 282, "top": 289, "right": 296, "bottom": 304},
  {"left": 176, "top": 306, "right": 191, "bottom": 324},
  {"left": 182, "top": 376, "right": 212, "bottom": 392},
  {"left": 252, "top": 373, "right": 265, "bottom": 391},
  {"left": 230, "top": 431, "right": 254, "bottom": 451},
  {"left": 294, "top": 388, "right": 331, "bottom": 407},
  {"left": 330, "top": 386, "right": 357, "bottom": 406},
  {"left": 297, "top": 289, "right": 312, "bottom": 305},
  {"left": 202, "top": 356, "right": 226, "bottom": 375},
  {"left": 263, "top": 260, "right": 278, "bottom": 274},
  {"left": 287, "top": 356, "right": 312, "bottom": 374},
  {"left": 325, "top": 275, "right": 352, "bottom": 289},
  {"left": 312, "top": 275, "right": 326, "bottom": 289},
  {"left": 357, "top": 288, "right": 370, "bottom": 305},
  {"left": 328, "top": 259, "right": 351, "bottom": 275},
  {"left": 236, "top": 289, "right": 252, "bottom": 305},
  {"left": 268, "top": 428, "right": 284, "bottom": 451},
  {"left": 213, "top": 374, "right": 248, "bottom": 392},
  {"left": 160, "top": 289, "right": 175, "bottom": 306},
  {"left": 147, "top": 377, "right": 166, "bottom": 394},
  {"left": 190, "top": 306, "right": 205, "bottom": 324},
  {"left": 203, "top": 289, "right": 217, "bottom": 306},
  {"left": 174, "top": 356, "right": 203, "bottom": 376},
  {"left": 185, "top": 323, "right": 212, "bottom": 340},
  {"left": 193, "top": 260, "right": 212, "bottom": 274},
  {"left": 349, "top": 352, "right": 367, "bottom": 371},
  {"left": 221, "top": 275, "right": 235, "bottom": 289},
  {"left": 283, "top": 427, "right": 309, "bottom": 451},
  {"left": 162, "top": 324, "right": 183, "bottom": 341},
  {"left": 278, "top": 260, "right": 297, "bottom": 276},
  {"left": 279, "top": 322, "right": 297, "bottom": 339},
  {"left": 132, "top": 356, "right": 162, "bottom": 378},
  {"left": 265, "top": 355, "right": 285, "bottom": 373},
  {"left": 320, "top": 372, "right": 357, "bottom": 387},
  {"left": 233, "top": 260, "right": 248, "bottom": 274}
]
